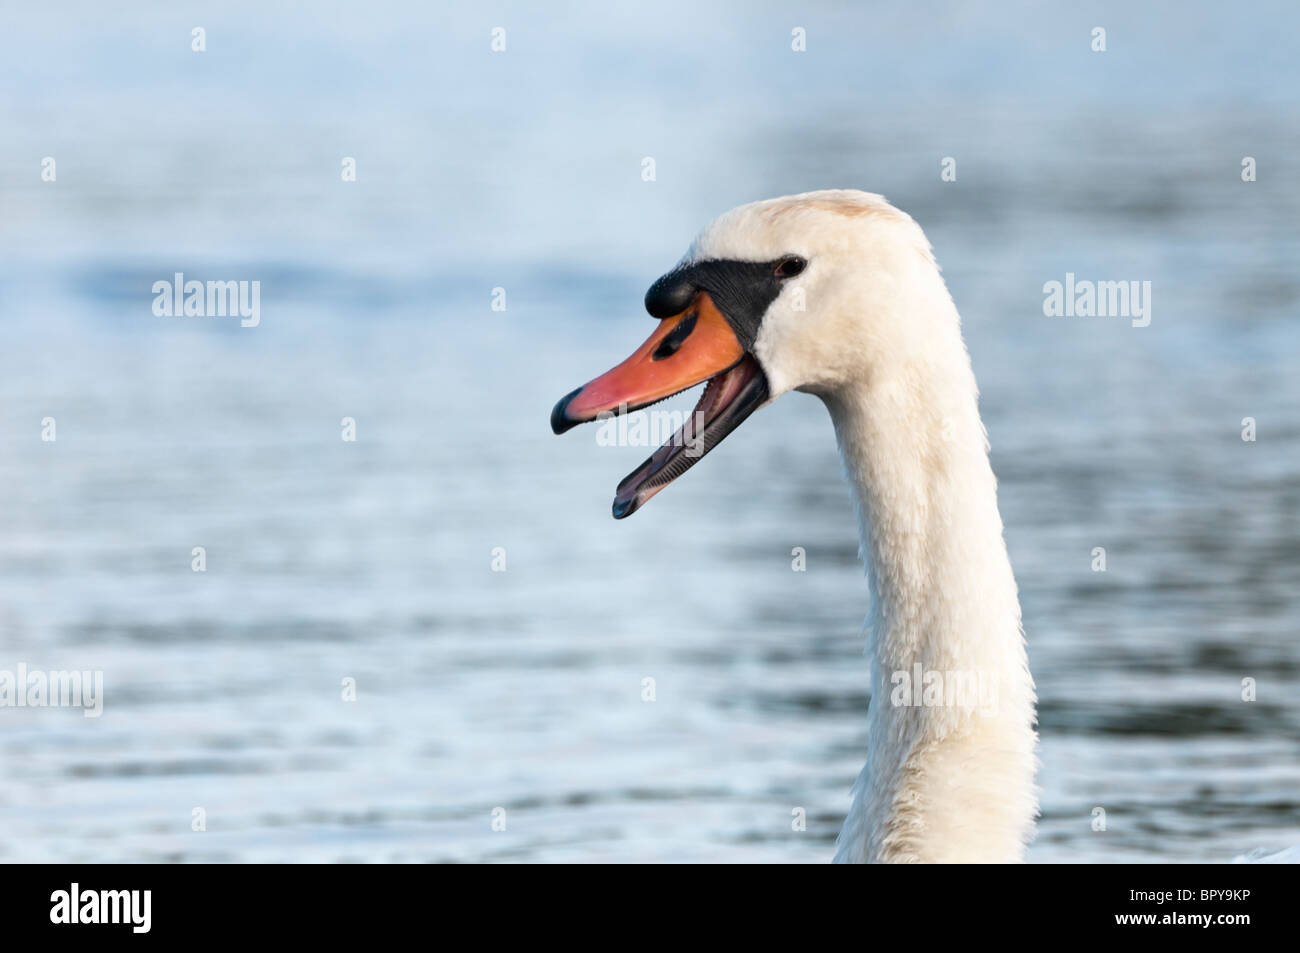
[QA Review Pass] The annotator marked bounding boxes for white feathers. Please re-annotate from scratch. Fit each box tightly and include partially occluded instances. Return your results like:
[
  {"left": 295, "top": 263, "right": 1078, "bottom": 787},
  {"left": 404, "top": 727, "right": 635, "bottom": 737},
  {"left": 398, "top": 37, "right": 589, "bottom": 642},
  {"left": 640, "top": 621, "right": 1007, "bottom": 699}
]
[{"left": 693, "top": 191, "right": 1038, "bottom": 862}]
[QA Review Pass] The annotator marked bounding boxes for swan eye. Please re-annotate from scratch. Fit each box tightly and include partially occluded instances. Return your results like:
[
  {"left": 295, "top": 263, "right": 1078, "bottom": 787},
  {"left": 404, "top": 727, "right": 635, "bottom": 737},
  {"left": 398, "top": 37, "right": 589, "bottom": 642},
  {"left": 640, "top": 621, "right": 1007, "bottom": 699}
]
[{"left": 775, "top": 257, "right": 806, "bottom": 279}]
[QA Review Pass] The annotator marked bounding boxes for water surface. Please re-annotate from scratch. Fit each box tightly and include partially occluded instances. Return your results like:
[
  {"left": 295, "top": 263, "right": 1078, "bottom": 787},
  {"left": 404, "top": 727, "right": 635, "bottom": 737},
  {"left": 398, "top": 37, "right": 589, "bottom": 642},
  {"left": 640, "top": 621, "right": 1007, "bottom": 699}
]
[{"left": 1, "top": 1, "right": 1298, "bottom": 862}]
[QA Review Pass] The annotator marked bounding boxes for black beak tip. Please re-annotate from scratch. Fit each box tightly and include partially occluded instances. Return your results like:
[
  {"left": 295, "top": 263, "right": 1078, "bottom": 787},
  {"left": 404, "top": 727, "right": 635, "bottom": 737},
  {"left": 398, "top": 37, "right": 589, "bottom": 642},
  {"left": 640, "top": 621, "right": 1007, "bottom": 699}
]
[
  {"left": 611, "top": 496, "right": 638, "bottom": 519},
  {"left": 550, "top": 388, "right": 584, "bottom": 435}
]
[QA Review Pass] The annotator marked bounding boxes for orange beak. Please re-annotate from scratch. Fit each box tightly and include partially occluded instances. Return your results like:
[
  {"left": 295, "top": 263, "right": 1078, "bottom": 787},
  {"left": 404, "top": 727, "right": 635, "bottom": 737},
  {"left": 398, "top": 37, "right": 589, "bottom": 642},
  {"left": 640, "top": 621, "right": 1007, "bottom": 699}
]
[
  {"left": 551, "top": 291, "right": 769, "bottom": 518},
  {"left": 550, "top": 292, "right": 745, "bottom": 432}
]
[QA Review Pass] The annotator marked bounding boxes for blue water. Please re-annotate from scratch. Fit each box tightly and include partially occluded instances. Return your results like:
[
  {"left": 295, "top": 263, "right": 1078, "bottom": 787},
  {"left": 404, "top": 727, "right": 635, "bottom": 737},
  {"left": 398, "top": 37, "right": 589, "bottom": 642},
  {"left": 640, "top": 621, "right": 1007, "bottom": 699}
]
[{"left": 1, "top": 1, "right": 1298, "bottom": 862}]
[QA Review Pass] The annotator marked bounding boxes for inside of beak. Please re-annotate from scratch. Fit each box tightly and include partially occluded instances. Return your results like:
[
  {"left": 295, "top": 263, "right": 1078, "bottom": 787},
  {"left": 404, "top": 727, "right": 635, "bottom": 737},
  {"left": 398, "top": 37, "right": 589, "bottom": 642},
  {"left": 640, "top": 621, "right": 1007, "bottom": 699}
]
[
  {"left": 550, "top": 291, "right": 770, "bottom": 519},
  {"left": 550, "top": 292, "right": 744, "bottom": 434}
]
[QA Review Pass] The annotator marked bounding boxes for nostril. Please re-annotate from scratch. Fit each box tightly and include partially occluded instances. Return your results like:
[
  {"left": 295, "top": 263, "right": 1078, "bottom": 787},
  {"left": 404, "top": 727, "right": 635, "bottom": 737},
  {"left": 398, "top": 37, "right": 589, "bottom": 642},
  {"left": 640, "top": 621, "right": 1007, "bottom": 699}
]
[{"left": 652, "top": 310, "right": 698, "bottom": 360}]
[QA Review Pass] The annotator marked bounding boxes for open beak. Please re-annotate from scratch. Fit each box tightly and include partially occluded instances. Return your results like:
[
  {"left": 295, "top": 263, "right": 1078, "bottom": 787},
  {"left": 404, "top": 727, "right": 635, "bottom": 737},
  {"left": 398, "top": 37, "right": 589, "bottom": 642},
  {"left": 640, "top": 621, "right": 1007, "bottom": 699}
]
[{"left": 550, "top": 292, "right": 769, "bottom": 518}]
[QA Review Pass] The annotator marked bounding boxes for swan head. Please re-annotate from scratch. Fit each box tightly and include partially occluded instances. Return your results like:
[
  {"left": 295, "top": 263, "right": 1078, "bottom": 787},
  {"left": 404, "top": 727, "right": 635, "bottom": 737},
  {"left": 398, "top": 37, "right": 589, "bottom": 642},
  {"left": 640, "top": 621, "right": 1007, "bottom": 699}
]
[{"left": 551, "top": 189, "right": 945, "bottom": 518}]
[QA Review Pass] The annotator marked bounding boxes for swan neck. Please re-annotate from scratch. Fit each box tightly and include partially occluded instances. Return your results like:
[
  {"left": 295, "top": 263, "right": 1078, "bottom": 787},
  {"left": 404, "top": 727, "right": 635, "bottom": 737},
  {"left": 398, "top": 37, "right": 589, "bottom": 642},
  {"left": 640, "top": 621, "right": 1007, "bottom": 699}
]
[{"left": 823, "top": 365, "right": 1037, "bottom": 864}]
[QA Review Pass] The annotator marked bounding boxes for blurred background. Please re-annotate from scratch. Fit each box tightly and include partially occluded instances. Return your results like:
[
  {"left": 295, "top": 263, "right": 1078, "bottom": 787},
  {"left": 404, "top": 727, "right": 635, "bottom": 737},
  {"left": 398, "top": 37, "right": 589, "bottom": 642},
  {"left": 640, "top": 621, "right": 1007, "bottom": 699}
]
[{"left": 1, "top": 1, "right": 1297, "bottom": 862}]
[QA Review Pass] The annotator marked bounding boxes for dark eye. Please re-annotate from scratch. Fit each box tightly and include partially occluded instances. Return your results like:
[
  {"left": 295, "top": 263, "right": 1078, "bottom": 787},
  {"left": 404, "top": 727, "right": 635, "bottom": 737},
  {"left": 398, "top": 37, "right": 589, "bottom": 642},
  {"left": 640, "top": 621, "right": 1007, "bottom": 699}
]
[{"left": 775, "top": 257, "right": 806, "bottom": 279}]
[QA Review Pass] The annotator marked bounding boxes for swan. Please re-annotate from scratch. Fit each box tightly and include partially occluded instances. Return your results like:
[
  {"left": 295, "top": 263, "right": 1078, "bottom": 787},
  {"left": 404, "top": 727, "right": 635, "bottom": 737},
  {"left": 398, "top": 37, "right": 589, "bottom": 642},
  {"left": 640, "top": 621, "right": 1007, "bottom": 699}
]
[{"left": 551, "top": 190, "right": 1036, "bottom": 863}]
